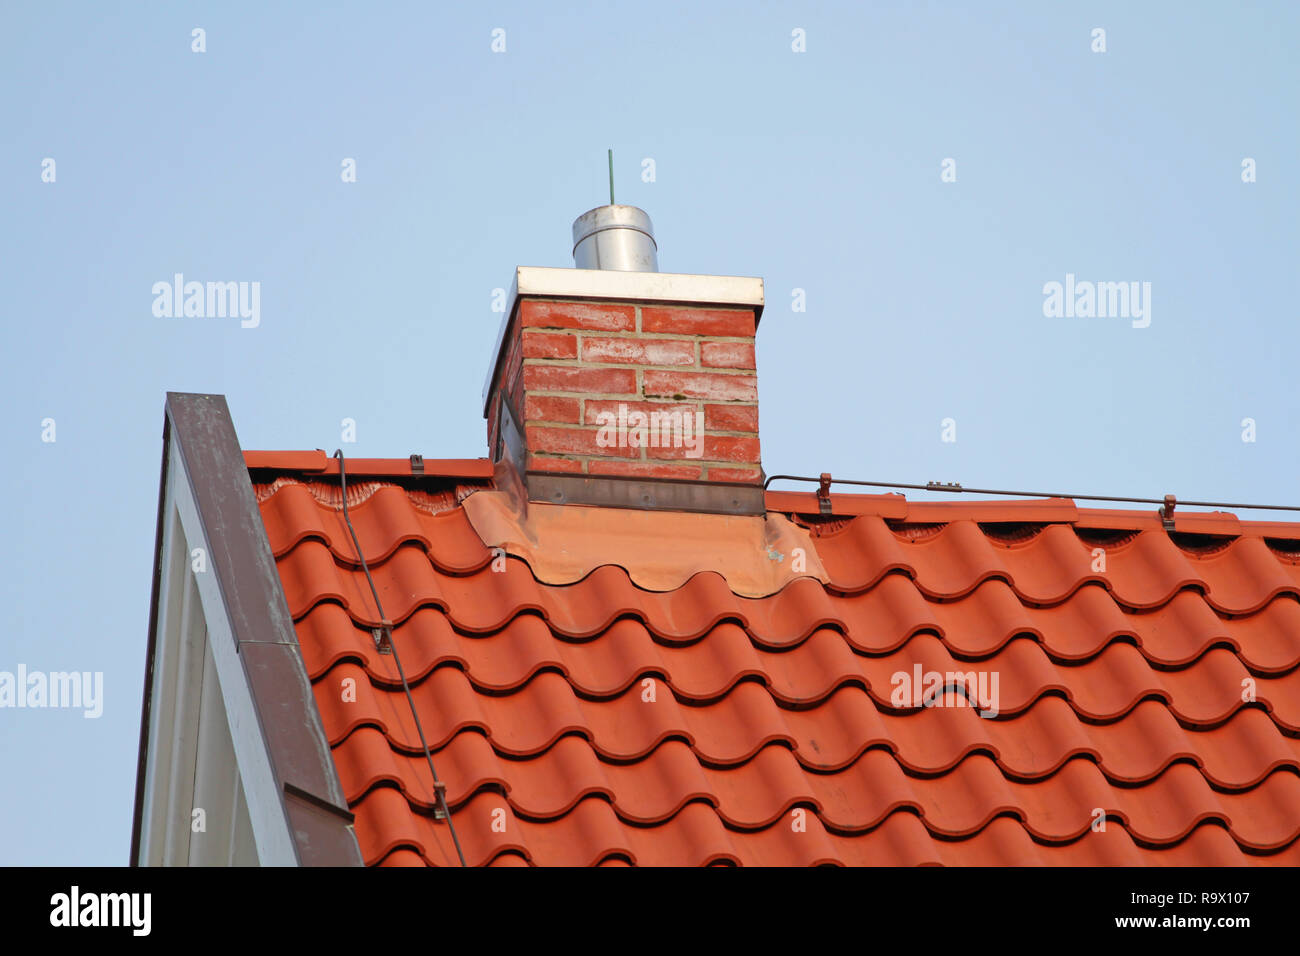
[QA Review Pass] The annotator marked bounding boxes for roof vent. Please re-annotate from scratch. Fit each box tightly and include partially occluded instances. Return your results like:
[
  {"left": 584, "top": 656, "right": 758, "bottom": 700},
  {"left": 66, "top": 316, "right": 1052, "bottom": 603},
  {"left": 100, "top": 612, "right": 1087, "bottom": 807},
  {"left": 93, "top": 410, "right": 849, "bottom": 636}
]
[{"left": 571, "top": 205, "right": 658, "bottom": 272}]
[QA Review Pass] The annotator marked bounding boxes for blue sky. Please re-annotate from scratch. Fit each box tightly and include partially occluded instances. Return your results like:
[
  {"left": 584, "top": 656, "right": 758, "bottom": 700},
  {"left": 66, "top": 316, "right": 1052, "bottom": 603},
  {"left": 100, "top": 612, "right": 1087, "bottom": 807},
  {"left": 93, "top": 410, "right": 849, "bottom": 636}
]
[{"left": 1, "top": 1, "right": 1296, "bottom": 865}]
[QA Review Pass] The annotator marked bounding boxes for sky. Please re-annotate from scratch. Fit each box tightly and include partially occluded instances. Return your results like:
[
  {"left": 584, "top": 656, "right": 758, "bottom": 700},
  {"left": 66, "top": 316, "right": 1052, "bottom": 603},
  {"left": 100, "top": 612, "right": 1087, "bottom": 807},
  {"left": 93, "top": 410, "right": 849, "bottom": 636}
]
[{"left": 1, "top": 1, "right": 1296, "bottom": 865}]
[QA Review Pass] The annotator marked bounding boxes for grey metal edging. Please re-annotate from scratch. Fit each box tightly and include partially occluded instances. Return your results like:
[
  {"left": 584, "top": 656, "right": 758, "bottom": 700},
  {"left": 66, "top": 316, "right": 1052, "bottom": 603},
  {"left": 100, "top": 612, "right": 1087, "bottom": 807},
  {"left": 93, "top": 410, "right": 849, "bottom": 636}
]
[
  {"left": 148, "top": 392, "right": 363, "bottom": 866},
  {"left": 527, "top": 471, "right": 766, "bottom": 516}
]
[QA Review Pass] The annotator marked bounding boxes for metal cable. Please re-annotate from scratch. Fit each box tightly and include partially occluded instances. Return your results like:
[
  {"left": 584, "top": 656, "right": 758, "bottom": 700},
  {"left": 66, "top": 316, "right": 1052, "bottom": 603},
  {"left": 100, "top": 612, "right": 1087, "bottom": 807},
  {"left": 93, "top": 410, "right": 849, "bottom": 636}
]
[
  {"left": 763, "top": 474, "right": 1300, "bottom": 514},
  {"left": 333, "top": 450, "right": 468, "bottom": 867}
]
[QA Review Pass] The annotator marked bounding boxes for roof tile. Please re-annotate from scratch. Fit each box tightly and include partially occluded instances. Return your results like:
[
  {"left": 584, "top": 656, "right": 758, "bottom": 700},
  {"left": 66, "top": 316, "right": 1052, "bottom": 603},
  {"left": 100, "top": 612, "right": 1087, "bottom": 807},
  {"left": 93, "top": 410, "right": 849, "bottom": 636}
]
[{"left": 251, "top": 462, "right": 1300, "bottom": 865}]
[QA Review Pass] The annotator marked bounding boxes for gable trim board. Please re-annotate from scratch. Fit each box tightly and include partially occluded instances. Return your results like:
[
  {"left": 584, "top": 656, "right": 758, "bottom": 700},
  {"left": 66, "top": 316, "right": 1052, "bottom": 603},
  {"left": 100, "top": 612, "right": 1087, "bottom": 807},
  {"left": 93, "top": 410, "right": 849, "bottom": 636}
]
[{"left": 131, "top": 392, "right": 362, "bottom": 866}]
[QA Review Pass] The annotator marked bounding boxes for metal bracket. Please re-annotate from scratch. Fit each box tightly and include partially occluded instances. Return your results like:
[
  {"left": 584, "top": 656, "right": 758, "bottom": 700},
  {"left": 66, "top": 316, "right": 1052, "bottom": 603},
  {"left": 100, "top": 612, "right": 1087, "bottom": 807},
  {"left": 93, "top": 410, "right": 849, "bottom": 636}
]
[
  {"left": 1160, "top": 494, "right": 1176, "bottom": 531},
  {"left": 371, "top": 625, "right": 392, "bottom": 655},
  {"left": 817, "top": 473, "right": 833, "bottom": 514},
  {"left": 926, "top": 481, "right": 964, "bottom": 492},
  {"left": 410, "top": 454, "right": 425, "bottom": 476}
]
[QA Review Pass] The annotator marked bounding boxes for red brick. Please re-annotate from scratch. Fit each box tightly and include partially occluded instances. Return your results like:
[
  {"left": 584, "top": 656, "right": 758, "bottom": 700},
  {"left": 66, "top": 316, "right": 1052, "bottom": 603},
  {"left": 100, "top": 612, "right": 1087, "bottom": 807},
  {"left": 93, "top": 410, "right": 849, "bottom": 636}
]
[
  {"left": 705, "top": 404, "right": 758, "bottom": 433},
  {"left": 582, "top": 337, "right": 695, "bottom": 367},
  {"left": 502, "top": 328, "right": 522, "bottom": 372},
  {"left": 487, "top": 397, "right": 501, "bottom": 451},
  {"left": 707, "top": 466, "right": 764, "bottom": 484},
  {"left": 522, "top": 331, "right": 578, "bottom": 359},
  {"left": 643, "top": 370, "right": 757, "bottom": 402},
  {"left": 642, "top": 306, "right": 754, "bottom": 337},
  {"left": 523, "top": 365, "right": 637, "bottom": 395},
  {"left": 501, "top": 331, "right": 523, "bottom": 394},
  {"left": 520, "top": 300, "right": 635, "bottom": 332},
  {"left": 648, "top": 435, "right": 760, "bottom": 463},
  {"left": 510, "top": 376, "right": 523, "bottom": 415},
  {"left": 706, "top": 435, "right": 761, "bottom": 463},
  {"left": 526, "top": 426, "right": 638, "bottom": 458},
  {"left": 524, "top": 395, "right": 581, "bottom": 423},
  {"left": 585, "top": 399, "right": 696, "bottom": 426},
  {"left": 527, "top": 453, "right": 585, "bottom": 473},
  {"left": 587, "top": 461, "right": 703, "bottom": 480},
  {"left": 701, "top": 341, "right": 755, "bottom": 369}
]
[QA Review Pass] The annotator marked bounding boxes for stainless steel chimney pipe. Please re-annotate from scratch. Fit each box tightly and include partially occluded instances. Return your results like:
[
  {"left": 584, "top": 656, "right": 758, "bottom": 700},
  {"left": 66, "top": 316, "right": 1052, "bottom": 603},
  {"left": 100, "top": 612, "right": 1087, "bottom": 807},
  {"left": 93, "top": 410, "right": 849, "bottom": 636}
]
[{"left": 571, "top": 205, "right": 658, "bottom": 272}]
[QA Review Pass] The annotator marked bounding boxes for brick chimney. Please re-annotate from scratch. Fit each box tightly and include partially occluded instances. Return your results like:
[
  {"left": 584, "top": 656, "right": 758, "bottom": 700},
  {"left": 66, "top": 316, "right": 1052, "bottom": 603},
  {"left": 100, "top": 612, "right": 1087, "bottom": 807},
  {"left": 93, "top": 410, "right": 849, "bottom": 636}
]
[{"left": 484, "top": 206, "right": 765, "bottom": 515}]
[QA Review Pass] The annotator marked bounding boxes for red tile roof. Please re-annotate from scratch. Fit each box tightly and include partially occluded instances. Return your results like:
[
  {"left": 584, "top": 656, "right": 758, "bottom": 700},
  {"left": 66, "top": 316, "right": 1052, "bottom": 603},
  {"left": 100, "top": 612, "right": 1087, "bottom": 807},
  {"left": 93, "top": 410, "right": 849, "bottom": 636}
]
[{"left": 249, "top": 455, "right": 1300, "bottom": 866}]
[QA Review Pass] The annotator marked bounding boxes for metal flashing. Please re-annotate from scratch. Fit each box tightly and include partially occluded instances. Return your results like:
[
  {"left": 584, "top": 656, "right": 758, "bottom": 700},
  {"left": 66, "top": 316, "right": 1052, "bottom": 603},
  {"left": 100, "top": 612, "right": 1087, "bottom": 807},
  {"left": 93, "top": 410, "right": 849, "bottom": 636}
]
[
  {"left": 132, "top": 393, "right": 363, "bottom": 866},
  {"left": 527, "top": 471, "right": 765, "bottom": 516}
]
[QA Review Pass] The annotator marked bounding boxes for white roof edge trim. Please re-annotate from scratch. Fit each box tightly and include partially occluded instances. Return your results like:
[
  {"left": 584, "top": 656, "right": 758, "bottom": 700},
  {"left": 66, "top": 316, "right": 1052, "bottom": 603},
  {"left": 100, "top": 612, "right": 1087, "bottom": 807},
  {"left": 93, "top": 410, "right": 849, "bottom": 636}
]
[
  {"left": 514, "top": 266, "right": 764, "bottom": 308},
  {"left": 164, "top": 439, "right": 299, "bottom": 866}
]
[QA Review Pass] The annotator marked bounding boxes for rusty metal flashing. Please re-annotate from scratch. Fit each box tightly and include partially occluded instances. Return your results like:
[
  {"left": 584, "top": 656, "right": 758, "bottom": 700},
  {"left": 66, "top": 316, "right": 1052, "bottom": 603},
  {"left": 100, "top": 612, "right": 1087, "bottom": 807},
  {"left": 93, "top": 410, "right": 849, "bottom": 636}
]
[
  {"left": 527, "top": 471, "right": 766, "bottom": 516},
  {"left": 242, "top": 450, "right": 492, "bottom": 479},
  {"left": 131, "top": 393, "right": 363, "bottom": 867}
]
